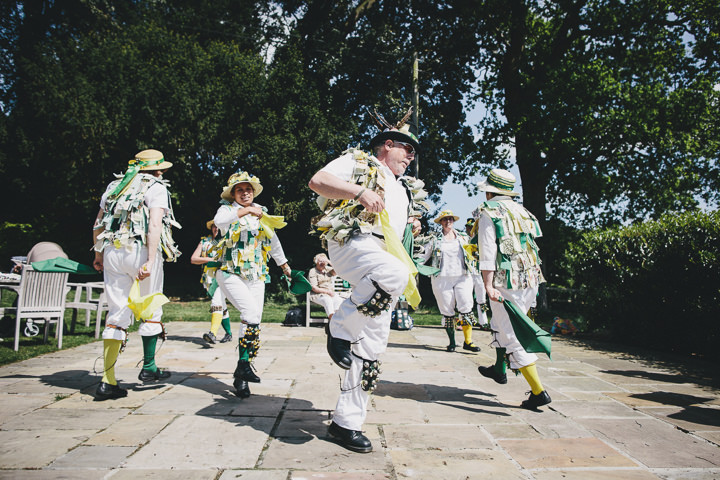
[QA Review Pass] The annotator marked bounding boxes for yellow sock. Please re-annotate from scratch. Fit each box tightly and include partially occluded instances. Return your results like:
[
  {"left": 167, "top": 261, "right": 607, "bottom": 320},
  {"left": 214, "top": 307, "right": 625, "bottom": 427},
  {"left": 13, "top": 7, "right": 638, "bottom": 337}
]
[
  {"left": 101, "top": 339, "right": 122, "bottom": 385},
  {"left": 519, "top": 363, "right": 544, "bottom": 395},
  {"left": 210, "top": 312, "right": 223, "bottom": 335},
  {"left": 462, "top": 324, "right": 473, "bottom": 345}
]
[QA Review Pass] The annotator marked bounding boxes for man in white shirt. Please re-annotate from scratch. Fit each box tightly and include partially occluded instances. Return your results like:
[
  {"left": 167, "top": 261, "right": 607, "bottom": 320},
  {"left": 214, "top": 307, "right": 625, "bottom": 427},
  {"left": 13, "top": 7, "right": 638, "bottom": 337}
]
[{"left": 308, "top": 121, "right": 421, "bottom": 453}]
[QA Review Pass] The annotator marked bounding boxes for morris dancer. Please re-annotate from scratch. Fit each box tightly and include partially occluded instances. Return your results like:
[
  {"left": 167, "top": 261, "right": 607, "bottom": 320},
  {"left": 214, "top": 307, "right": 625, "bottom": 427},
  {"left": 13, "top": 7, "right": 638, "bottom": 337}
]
[
  {"left": 212, "top": 171, "right": 293, "bottom": 398},
  {"left": 419, "top": 209, "right": 481, "bottom": 353},
  {"left": 92, "top": 149, "right": 181, "bottom": 400},
  {"left": 473, "top": 169, "right": 551, "bottom": 410},
  {"left": 190, "top": 220, "right": 233, "bottom": 345},
  {"left": 309, "top": 110, "right": 428, "bottom": 453}
]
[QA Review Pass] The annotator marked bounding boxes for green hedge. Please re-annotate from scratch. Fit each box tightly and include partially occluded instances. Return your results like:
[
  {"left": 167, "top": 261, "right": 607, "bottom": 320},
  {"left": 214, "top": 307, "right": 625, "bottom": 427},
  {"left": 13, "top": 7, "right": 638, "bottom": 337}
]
[{"left": 562, "top": 210, "right": 720, "bottom": 357}]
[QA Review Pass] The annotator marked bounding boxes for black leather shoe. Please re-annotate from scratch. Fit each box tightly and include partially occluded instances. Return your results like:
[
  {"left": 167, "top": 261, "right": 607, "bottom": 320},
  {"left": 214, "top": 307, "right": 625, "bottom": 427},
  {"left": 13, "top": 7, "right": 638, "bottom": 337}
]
[
  {"left": 328, "top": 421, "right": 372, "bottom": 453},
  {"left": 138, "top": 368, "right": 172, "bottom": 383},
  {"left": 521, "top": 390, "right": 552, "bottom": 410},
  {"left": 203, "top": 332, "right": 216, "bottom": 344},
  {"left": 446, "top": 345, "right": 456, "bottom": 352},
  {"left": 326, "top": 328, "right": 352, "bottom": 369},
  {"left": 478, "top": 365, "right": 508, "bottom": 384},
  {"left": 219, "top": 333, "right": 233, "bottom": 343},
  {"left": 95, "top": 382, "right": 128, "bottom": 401},
  {"left": 463, "top": 342, "right": 481, "bottom": 352},
  {"left": 233, "top": 377, "right": 251, "bottom": 398},
  {"left": 234, "top": 360, "right": 261, "bottom": 383}
]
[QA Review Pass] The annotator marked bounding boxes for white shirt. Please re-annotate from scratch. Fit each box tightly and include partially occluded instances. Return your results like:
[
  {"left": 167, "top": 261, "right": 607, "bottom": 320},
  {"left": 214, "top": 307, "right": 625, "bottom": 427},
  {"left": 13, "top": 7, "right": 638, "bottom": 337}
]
[
  {"left": 100, "top": 174, "right": 169, "bottom": 213},
  {"left": 321, "top": 152, "right": 409, "bottom": 238}
]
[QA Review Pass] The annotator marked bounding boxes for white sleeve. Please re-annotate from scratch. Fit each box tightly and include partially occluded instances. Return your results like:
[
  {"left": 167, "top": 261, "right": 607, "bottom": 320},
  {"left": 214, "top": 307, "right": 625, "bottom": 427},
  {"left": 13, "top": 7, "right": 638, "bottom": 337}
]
[
  {"left": 214, "top": 204, "right": 237, "bottom": 236},
  {"left": 268, "top": 234, "right": 288, "bottom": 266},
  {"left": 144, "top": 182, "right": 169, "bottom": 211},
  {"left": 319, "top": 153, "right": 355, "bottom": 182},
  {"left": 420, "top": 238, "right": 434, "bottom": 263},
  {"left": 477, "top": 213, "right": 497, "bottom": 272}
]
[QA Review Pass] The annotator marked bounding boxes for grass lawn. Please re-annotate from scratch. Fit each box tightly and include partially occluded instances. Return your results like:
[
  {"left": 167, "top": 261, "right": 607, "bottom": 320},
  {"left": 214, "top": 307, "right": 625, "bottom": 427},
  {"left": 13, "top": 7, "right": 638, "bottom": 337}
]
[{"left": 0, "top": 290, "right": 445, "bottom": 367}]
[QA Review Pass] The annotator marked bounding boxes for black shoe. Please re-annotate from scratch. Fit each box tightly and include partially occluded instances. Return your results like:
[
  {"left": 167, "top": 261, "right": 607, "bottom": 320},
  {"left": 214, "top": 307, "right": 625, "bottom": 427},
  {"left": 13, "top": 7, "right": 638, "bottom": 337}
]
[
  {"left": 219, "top": 333, "right": 233, "bottom": 343},
  {"left": 446, "top": 345, "right": 456, "bottom": 352},
  {"left": 203, "top": 332, "right": 216, "bottom": 344},
  {"left": 138, "top": 368, "right": 172, "bottom": 383},
  {"left": 478, "top": 365, "right": 508, "bottom": 384},
  {"left": 328, "top": 421, "right": 372, "bottom": 453},
  {"left": 463, "top": 342, "right": 481, "bottom": 352},
  {"left": 95, "top": 382, "right": 128, "bottom": 401},
  {"left": 233, "top": 377, "right": 251, "bottom": 398},
  {"left": 521, "top": 390, "right": 552, "bottom": 410},
  {"left": 234, "top": 360, "right": 261, "bottom": 383},
  {"left": 326, "top": 328, "right": 352, "bottom": 369}
]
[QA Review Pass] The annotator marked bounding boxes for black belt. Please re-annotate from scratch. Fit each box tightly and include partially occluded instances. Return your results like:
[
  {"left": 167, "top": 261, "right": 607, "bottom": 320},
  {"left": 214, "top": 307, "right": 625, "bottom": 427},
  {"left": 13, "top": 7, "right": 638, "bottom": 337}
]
[{"left": 371, "top": 232, "right": 385, "bottom": 240}]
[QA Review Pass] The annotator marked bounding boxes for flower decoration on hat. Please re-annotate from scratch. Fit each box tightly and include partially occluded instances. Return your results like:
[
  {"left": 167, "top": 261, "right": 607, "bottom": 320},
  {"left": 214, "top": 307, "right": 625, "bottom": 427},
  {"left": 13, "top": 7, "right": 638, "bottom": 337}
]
[
  {"left": 433, "top": 209, "right": 460, "bottom": 224},
  {"left": 221, "top": 171, "right": 263, "bottom": 201}
]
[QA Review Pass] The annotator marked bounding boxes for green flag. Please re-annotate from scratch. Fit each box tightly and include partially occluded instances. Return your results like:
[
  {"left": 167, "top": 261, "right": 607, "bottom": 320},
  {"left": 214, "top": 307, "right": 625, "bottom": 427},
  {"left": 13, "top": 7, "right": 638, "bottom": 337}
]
[{"left": 504, "top": 299, "right": 551, "bottom": 359}]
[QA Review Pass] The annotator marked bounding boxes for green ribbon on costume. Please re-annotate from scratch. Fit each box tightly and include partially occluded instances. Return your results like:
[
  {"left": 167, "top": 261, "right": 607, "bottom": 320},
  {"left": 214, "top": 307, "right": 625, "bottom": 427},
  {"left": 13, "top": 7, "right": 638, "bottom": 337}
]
[
  {"left": 503, "top": 299, "right": 551, "bottom": 359},
  {"left": 31, "top": 257, "right": 97, "bottom": 275},
  {"left": 108, "top": 156, "right": 165, "bottom": 199}
]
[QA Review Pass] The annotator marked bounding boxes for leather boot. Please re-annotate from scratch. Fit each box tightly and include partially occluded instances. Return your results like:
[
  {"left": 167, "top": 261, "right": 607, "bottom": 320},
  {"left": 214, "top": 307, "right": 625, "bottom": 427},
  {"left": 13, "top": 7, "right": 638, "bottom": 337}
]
[
  {"left": 233, "top": 377, "right": 251, "bottom": 398},
  {"left": 328, "top": 421, "right": 372, "bottom": 453},
  {"left": 325, "top": 324, "right": 352, "bottom": 369},
  {"left": 95, "top": 382, "right": 128, "bottom": 401},
  {"left": 234, "top": 360, "right": 261, "bottom": 383},
  {"left": 521, "top": 390, "right": 552, "bottom": 410}
]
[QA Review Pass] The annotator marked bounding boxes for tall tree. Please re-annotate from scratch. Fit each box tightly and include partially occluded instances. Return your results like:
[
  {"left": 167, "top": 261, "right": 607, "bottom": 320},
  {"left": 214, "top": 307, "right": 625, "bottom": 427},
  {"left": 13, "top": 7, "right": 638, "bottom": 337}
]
[{"left": 462, "top": 0, "right": 720, "bottom": 228}]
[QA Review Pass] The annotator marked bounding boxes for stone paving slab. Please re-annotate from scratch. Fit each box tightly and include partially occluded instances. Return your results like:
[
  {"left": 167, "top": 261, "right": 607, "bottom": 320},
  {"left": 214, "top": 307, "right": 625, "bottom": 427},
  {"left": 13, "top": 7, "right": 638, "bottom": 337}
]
[{"left": 0, "top": 322, "right": 719, "bottom": 479}]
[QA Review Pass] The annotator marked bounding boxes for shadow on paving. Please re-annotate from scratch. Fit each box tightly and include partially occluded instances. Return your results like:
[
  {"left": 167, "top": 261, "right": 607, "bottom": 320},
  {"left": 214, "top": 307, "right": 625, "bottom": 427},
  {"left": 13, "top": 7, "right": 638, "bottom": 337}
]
[{"left": 560, "top": 336, "right": 719, "bottom": 388}]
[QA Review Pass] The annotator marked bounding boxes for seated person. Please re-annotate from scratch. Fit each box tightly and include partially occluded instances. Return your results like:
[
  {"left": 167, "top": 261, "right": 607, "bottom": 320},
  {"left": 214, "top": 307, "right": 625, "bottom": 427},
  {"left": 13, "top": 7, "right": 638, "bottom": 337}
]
[
  {"left": 308, "top": 253, "right": 348, "bottom": 320},
  {"left": 13, "top": 242, "right": 68, "bottom": 273}
]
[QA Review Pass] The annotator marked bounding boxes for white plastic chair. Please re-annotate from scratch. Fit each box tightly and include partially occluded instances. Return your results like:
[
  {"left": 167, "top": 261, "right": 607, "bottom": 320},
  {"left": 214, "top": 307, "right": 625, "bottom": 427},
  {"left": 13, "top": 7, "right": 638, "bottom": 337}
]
[
  {"left": 0, "top": 265, "right": 69, "bottom": 351},
  {"left": 66, "top": 281, "right": 108, "bottom": 338},
  {"left": 305, "top": 276, "right": 352, "bottom": 327}
]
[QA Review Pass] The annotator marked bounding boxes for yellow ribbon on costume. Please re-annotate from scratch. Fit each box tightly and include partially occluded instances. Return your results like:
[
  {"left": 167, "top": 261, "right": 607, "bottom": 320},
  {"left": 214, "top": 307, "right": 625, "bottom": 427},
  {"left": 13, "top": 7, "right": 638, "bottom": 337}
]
[
  {"left": 379, "top": 210, "right": 421, "bottom": 309},
  {"left": 258, "top": 214, "right": 287, "bottom": 238},
  {"left": 128, "top": 279, "right": 169, "bottom": 320}
]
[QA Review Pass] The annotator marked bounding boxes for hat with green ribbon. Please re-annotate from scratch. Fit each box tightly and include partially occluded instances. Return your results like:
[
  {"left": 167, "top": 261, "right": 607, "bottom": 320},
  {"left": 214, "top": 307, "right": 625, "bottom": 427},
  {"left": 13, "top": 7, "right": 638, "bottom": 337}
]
[
  {"left": 282, "top": 270, "right": 312, "bottom": 296},
  {"left": 221, "top": 171, "right": 263, "bottom": 201},
  {"left": 476, "top": 169, "right": 519, "bottom": 197},
  {"left": 108, "top": 149, "right": 173, "bottom": 199}
]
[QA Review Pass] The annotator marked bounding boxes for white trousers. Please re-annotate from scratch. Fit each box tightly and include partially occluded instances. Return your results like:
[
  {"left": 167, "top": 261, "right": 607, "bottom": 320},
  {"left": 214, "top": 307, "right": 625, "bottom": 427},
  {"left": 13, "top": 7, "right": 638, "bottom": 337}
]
[
  {"left": 309, "top": 293, "right": 344, "bottom": 316},
  {"left": 327, "top": 235, "right": 409, "bottom": 431},
  {"left": 215, "top": 271, "right": 265, "bottom": 328},
  {"left": 472, "top": 275, "right": 489, "bottom": 325},
  {"left": 430, "top": 274, "right": 474, "bottom": 317},
  {"left": 489, "top": 286, "right": 539, "bottom": 369},
  {"left": 102, "top": 243, "right": 164, "bottom": 341},
  {"left": 210, "top": 286, "right": 228, "bottom": 311}
]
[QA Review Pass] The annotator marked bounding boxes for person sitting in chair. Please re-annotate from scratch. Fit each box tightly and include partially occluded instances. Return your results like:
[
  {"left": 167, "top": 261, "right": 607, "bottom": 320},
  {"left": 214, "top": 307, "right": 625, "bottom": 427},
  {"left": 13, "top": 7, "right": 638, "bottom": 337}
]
[{"left": 308, "top": 253, "right": 347, "bottom": 321}]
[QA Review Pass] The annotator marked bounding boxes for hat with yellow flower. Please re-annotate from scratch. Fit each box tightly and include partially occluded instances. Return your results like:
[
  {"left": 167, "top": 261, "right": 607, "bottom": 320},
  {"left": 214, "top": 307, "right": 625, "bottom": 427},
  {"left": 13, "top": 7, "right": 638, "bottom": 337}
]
[
  {"left": 221, "top": 171, "right": 263, "bottom": 201},
  {"left": 433, "top": 209, "right": 460, "bottom": 224}
]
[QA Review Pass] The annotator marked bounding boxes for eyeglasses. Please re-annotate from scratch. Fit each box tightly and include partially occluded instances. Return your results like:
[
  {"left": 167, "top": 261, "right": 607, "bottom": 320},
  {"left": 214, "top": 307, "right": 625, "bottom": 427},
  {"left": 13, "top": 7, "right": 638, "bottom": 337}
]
[{"left": 391, "top": 141, "right": 415, "bottom": 155}]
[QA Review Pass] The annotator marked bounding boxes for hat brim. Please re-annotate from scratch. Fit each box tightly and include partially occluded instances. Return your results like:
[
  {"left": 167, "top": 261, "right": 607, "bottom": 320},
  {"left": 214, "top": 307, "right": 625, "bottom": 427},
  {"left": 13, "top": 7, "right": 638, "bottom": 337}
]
[
  {"left": 206, "top": 220, "right": 215, "bottom": 230},
  {"left": 221, "top": 181, "right": 263, "bottom": 201},
  {"left": 433, "top": 214, "right": 460, "bottom": 224},
  {"left": 140, "top": 161, "right": 173, "bottom": 171},
  {"left": 476, "top": 181, "right": 519, "bottom": 197},
  {"left": 370, "top": 130, "right": 420, "bottom": 153}
]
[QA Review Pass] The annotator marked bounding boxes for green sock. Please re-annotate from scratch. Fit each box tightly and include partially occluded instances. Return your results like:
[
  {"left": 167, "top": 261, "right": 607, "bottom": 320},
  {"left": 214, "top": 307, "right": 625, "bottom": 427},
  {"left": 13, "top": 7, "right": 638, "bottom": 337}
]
[
  {"left": 221, "top": 316, "right": 232, "bottom": 335},
  {"left": 494, "top": 347, "right": 507, "bottom": 375},
  {"left": 142, "top": 334, "right": 158, "bottom": 372},
  {"left": 444, "top": 317, "right": 456, "bottom": 348}
]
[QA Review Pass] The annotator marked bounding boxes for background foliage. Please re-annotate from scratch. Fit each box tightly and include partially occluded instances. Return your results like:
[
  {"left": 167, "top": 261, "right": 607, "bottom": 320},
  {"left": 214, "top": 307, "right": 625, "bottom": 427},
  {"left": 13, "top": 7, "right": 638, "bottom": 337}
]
[{"left": 562, "top": 210, "right": 720, "bottom": 357}]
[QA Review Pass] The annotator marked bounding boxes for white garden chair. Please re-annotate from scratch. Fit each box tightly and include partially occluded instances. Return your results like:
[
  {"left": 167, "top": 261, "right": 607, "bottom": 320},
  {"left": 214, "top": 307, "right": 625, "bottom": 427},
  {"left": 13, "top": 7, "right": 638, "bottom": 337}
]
[
  {"left": 0, "top": 265, "right": 69, "bottom": 351},
  {"left": 305, "top": 276, "right": 352, "bottom": 327}
]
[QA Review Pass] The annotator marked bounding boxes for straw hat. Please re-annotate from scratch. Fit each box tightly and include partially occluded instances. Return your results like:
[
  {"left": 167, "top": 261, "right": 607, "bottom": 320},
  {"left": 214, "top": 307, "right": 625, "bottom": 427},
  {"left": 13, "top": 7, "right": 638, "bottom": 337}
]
[
  {"left": 221, "top": 171, "right": 263, "bottom": 201},
  {"left": 206, "top": 220, "right": 215, "bottom": 230},
  {"left": 476, "top": 169, "right": 519, "bottom": 197},
  {"left": 135, "top": 149, "right": 173, "bottom": 171},
  {"left": 433, "top": 209, "right": 460, "bottom": 224}
]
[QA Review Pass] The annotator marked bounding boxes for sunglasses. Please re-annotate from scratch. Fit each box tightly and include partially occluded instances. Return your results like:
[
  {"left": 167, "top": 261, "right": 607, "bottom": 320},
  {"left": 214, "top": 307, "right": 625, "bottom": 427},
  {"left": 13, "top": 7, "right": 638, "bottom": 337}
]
[{"left": 391, "top": 141, "right": 415, "bottom": 155}]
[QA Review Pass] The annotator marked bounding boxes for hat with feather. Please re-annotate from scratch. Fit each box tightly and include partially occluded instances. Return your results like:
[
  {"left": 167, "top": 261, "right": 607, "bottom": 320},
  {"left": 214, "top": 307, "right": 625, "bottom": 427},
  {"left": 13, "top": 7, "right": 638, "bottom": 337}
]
[{"left": 368, "top": 107, "right": 420, "bottom": 153}]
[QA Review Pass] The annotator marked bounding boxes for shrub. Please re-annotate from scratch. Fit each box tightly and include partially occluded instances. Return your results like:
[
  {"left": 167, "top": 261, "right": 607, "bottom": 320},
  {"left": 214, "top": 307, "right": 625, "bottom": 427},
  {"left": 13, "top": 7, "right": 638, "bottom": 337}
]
[{"left": 562, "top": 210, "right": 720, "bottom": 357}]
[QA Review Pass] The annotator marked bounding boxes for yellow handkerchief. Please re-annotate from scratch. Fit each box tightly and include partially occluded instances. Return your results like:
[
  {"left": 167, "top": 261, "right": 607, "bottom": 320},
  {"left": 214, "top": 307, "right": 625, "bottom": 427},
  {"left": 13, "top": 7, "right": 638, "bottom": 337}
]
[
  {"left": 259, "top": 214, "right": 287, "bottom": 238},
  {"left": 379, "top": 210, "right": 421, "bottom": 309},
  {"left": 128, "top": 279, "right": 169, "bottom": 320}
]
